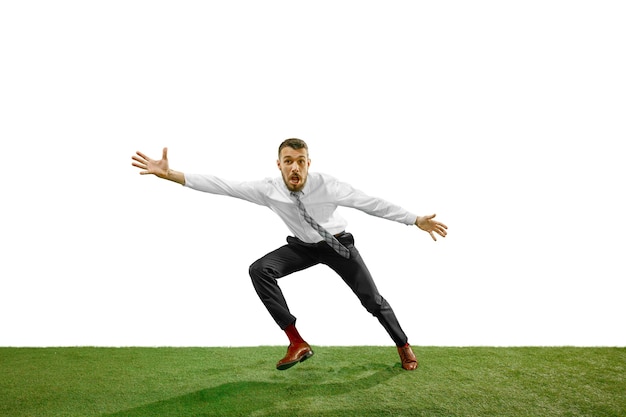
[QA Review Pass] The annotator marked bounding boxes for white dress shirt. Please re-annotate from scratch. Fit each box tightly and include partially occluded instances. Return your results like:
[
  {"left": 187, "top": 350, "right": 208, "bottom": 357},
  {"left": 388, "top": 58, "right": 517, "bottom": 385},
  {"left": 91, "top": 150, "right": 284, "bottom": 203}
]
[{"left": 184, "top": 172, "right": 418, "bottom": 244}]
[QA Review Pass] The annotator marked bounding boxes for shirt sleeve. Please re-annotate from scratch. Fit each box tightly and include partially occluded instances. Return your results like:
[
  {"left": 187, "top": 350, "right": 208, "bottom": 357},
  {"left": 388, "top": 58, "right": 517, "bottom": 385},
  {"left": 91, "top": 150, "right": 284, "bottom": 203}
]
[
  {"left": 183, "top": 173, "right": 269, "bottom": 206},
  {"left": 333, "top": 177, "right": 418, "bottom": 226}
]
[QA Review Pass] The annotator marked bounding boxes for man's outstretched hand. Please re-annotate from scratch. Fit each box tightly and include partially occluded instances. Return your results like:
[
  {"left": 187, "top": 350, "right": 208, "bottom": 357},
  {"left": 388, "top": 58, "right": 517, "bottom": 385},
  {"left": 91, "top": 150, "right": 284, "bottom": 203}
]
[
  {"left": 132, "top": 147, "right": 170, "bottom": 178},
  {"left": 131, "top": 147, "right": 185, "bottom": 184},
  {"left": 416, "top": 214, "right": 448, "bottom": 241}
]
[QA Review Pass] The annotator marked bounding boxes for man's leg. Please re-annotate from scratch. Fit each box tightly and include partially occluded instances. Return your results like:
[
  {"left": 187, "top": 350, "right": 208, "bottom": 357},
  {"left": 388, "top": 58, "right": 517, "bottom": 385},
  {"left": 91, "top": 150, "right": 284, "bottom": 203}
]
[
  {"left": 324, "top": 233, "right": 418, "bottom": 370},
  {"left": 249, "top": 238, "right": 318, "bottom": 370},
  {"left": 249, "top": 240, "right": 318, "bottom": 329}
]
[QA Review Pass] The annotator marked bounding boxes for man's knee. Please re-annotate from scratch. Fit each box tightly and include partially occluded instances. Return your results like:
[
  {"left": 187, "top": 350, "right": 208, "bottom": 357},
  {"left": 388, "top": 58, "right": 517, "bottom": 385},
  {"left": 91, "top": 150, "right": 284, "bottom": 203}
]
[
  {"left": 249, "top": 259, "right": 264, "bottom": 280},
  {"left": 249, "top": 258, "right": 276, "bottom": 283}
]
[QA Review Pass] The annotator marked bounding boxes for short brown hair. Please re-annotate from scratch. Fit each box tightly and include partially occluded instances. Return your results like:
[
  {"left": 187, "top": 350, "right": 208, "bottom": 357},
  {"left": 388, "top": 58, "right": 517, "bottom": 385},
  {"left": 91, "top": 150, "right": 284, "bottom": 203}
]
[{"left": 278, "top": 138, "right": 308, "bottom": 159}]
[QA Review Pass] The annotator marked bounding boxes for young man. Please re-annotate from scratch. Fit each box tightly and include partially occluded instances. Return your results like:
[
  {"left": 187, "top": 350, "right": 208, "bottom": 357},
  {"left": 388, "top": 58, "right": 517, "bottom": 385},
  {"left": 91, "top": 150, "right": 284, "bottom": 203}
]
[{"left": 131, "top": 138, "right": 447, "bottom": 371}]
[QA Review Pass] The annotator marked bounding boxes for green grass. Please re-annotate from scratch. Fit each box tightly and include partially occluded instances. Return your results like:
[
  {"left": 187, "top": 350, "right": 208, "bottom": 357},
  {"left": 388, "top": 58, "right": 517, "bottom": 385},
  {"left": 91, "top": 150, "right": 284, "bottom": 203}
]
[{"left": 0, "top": 347, "right": 624, "bottom": 416}]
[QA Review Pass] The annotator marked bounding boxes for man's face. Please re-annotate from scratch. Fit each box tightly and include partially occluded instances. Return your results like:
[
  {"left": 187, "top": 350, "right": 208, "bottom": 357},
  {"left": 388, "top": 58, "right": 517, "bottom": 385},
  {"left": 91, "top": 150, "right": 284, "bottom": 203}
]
[{"left": 277, "top": 146, "right": 310, "bottom": 192}]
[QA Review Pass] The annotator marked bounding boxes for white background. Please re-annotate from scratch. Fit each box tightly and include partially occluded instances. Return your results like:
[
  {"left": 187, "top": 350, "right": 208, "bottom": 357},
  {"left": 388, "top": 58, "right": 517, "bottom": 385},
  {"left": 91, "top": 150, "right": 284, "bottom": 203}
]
[{"left": 1, "top": 1, "right": 624, "bottom": 347}]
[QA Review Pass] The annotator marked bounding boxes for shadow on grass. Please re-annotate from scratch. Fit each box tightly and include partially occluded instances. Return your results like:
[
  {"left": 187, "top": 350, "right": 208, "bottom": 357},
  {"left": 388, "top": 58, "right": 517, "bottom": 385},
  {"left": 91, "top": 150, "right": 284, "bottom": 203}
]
[{"left": 104, "top": 364, "right": 398, "bottom": 417}]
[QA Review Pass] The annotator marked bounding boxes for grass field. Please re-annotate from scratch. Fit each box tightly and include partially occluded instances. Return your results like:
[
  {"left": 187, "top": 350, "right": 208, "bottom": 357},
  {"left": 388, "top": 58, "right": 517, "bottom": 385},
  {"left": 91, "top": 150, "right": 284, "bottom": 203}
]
[{"left": 0, "top": 346, "right": 624, "bottom": 416}]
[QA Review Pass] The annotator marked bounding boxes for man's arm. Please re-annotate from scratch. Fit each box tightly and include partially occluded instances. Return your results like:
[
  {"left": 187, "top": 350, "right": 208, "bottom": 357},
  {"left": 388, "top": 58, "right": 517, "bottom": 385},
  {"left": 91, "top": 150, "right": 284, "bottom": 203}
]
[
  {"left": 333, "top": 176, "right": 448, "bottom": 241},
  {"left": 132, "top": 147, "right": 270, "bottom": 206},
  {"left": 132, "top": 147, "right": 185, "bottom": 185}
]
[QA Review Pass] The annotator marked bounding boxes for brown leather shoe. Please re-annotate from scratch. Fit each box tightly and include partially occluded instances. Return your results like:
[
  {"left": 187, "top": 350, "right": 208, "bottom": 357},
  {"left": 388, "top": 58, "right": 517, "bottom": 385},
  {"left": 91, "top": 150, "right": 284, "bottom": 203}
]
[
  {"left": 276, "top": 342, "right": 314, "bottom": 370},
  {"left": 397, "top": 344, "right": 418, "bottom": 371}
]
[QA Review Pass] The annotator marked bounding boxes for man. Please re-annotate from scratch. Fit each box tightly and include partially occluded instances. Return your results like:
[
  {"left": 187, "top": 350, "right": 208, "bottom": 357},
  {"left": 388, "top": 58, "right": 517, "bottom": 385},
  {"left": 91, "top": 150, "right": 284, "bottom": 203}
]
[{"left": 131, "top": 138, "right": 447, "bottom": 371}]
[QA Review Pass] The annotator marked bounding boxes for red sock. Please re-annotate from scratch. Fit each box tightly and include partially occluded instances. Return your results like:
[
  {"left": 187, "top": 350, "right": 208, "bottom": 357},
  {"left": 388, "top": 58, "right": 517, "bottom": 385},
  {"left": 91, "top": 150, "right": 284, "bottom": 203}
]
[{"left": 284, "top": 323, "right": 305, "bottom": 345}]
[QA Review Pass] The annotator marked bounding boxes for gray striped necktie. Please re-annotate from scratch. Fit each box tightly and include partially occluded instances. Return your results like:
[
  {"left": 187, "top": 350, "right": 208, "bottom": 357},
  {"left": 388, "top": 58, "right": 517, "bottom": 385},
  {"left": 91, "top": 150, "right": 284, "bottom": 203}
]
[{"left": 291, "top": 191, "right": 350, "bottom": 259}]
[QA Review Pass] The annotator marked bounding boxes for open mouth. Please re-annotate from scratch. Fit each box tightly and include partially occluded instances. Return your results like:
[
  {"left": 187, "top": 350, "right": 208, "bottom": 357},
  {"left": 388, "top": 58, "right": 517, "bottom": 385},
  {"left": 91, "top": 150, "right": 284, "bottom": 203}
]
[{"left": 290, "top": 175, "right": 300, "bottom": 185}]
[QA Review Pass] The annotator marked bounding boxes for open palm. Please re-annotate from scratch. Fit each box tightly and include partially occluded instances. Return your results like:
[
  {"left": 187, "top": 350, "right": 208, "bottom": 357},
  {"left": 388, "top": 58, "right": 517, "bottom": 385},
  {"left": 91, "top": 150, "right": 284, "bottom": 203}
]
[{"left": 132, "top": 147, "right": 170, "bottom": 178}]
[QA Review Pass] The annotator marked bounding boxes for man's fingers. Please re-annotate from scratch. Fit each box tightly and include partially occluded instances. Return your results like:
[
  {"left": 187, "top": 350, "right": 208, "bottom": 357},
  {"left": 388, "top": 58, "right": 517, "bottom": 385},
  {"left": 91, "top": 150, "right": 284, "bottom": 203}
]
[
  {"left": 429, "top": 223, "right": 447, "bottom": 241},
  {"left": 131, "top": 154, "right": 148, "bottom": 169},
  {"left": 132, "top": 155, "right": 147, "bottom": 166},
  {"left": 162, "top": 147, "right": 168, "bottom": 160},
  {"left": 135, "top": 151, "right": 150, "bottom": 161},
  {"left": 431, "top": 221, "right": 448, "bottom": 236}
]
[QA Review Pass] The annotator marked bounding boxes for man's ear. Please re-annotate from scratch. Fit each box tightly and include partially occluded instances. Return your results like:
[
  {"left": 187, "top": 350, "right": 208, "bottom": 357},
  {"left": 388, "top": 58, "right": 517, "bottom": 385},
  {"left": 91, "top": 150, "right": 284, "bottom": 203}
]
[{"left": 276, "top": 159, "right": 281, "bottom": 170}]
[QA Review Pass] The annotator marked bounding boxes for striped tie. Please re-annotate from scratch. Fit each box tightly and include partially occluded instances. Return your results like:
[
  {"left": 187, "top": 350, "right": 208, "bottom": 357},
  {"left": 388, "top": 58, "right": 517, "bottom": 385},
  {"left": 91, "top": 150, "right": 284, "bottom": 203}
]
[{"left": 291, "top": 191, "right": 350, "bottom": 259}]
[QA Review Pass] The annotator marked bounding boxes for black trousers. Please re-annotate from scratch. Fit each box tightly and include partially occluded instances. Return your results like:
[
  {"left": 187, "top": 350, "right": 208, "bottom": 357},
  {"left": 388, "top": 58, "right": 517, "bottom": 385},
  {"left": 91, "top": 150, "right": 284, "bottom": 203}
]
[{"left": 248, "top": 233, "right": 409, "bottom": 347}]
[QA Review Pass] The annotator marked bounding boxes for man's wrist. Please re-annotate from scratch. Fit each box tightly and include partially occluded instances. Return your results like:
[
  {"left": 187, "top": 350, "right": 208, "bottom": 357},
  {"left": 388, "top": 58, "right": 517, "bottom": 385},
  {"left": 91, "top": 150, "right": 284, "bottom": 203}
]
[{"left": 164, "top": 169, "right": 185, "bottom": 185}]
